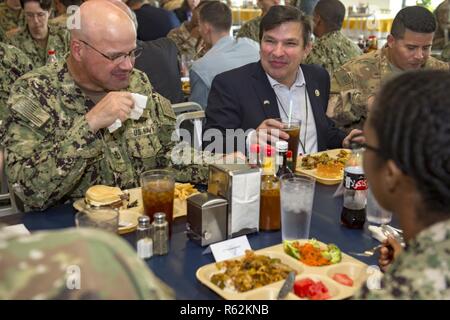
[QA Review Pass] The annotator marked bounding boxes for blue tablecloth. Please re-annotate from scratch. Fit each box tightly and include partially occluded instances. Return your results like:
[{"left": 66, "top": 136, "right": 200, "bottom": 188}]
[{"left": 22, "top": 183, "right": 381, "bottom": 299}]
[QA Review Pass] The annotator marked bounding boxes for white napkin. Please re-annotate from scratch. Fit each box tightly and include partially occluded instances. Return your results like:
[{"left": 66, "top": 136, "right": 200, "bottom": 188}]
[
  {"left": 107, "top": 93, "right": 148, "bottom": 133},
  {"left": 368, "top": 225, "right": 404, "bottom": 244},
  {"left": 230, "top": 171, "right": 261, "bottom": 235}
]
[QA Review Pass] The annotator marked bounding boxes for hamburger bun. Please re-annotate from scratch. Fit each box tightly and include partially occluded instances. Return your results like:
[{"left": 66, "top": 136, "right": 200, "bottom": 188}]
[{"left": 85, "top": 185, "right": 125, "bottom": 208}]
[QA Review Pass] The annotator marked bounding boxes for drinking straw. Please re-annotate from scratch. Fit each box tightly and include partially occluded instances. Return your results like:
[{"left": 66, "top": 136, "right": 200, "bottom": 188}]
[{"left": 288, "top": 98, "right": 293, "bottom": 127}]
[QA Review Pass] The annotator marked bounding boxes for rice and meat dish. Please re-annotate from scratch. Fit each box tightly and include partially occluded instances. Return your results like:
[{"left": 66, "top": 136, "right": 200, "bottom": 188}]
[{"left": 210, "top": 250, "right": 295, "bottom": 293}]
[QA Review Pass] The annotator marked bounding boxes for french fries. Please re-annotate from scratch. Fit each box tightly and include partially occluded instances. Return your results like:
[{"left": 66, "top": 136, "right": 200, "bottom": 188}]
[{"left": 174, "top": 183, "right": 199, "bottom": 201}]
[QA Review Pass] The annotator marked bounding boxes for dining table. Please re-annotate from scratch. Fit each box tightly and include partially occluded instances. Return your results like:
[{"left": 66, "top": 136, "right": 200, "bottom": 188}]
[{"left": 3, "top": 182, "right": 387, "bottom": 300}]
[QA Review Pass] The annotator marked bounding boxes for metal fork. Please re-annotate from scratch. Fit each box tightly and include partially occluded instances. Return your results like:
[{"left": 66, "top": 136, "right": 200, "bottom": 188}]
[{"left": 348, "top": 244, "right": 382, "bottom": 257}]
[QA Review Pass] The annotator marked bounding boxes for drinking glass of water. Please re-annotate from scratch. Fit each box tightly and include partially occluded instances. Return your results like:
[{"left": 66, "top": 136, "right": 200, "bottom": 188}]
[{"left": 280, "top": 174, "right": 316, "bottom": 240}]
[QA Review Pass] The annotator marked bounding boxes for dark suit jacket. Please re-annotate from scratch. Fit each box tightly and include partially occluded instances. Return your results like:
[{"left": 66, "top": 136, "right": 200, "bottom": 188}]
[
  {"left": 135, "top": 38, "right": 184, "bottom": 104},
  {"left": 134, "top": 4, "right": 180, "bottom": 41},
  {"left": 204, "top": 61, "right": 346, "bottom": 153}
]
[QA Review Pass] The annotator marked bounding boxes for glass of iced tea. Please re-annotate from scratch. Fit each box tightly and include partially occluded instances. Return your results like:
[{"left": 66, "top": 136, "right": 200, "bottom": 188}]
[
  {"left": 140, "top": 170, "right": 175, "bottom": 237},
  {"left": 281, "top": 118, "right": 301, "bottom": 169}
]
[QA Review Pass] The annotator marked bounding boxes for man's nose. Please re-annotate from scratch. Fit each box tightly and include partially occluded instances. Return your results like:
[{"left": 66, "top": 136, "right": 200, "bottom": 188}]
[
  {"left": 272, "top": 43, "right": 284, "bottom": 57},
  {"left": 414, "top": 48, "right": 424, "bottom": 60},
  {"left": 118, "top": 55, "right": 134, "bottom": 70}
]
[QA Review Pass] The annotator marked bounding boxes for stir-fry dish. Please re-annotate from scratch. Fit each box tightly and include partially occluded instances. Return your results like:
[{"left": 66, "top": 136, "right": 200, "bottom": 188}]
[
  {"left": 300, "top": 150, "right": 350, "bottom": 170},
  {"left": 210, "top": 250, "right": 295, "bottom": 292},
  {"left": 300, "top": 150, "right": 351, "bottom": 178}
]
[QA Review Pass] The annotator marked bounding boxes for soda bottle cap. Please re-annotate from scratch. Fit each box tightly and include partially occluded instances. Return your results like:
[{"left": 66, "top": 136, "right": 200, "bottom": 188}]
[
  {"left": 286, "top": 150, "right": 293, "bottom": 158},
  {"left": 250, "top": 144, "right": 260, "bottom": 153},
  {"left": 264, "top": 145, "right": 274, "bottom": 157},
  {"left": 48, "top": 50, "right": 56, "bottom": 55},
  {"left": 275, "top": 140, "right": 288, "bottom": 152}
]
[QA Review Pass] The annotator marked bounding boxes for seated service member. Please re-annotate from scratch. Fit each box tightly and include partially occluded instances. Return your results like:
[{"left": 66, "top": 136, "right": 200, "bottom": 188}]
[
  {"left": 189, "top": 1, "right": 260, "bottom": 109},
  {"left": 0, "top": 227, "right": 174, "bottom": 299},
  {"left": 204, "top": 5, "right": 361, "bottom": 155},
  {"left": 5, "top": 0, "right": 70, "bottom": 68},
  {"left": 328, "top": 6, "right": 449, "bottom": 133},
  {"left": 0, "top": 0, "right": 218, "bottom": 211},
  {"left": 304, "top": 0, "right": 362, "bottom": 77},
  {"left": 354, "top": 70, "right": 450, "bottom": 300}
]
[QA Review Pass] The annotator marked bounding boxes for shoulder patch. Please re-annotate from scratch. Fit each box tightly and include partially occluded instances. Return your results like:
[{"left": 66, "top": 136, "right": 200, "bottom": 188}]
[
  {"left": 11, "top": 98, "right": 50, "bottom": 128},
  {"left": 154, "top": 93, "right": 176, "bottom": 120},
  {"left": 334, "top": 69, "right": 352, "bottom": 87}
]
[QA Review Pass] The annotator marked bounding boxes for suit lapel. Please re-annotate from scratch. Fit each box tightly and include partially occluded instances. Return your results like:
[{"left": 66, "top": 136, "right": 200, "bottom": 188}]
[{"left": 250, "top": 62, "right": 280, "bottom": 119}]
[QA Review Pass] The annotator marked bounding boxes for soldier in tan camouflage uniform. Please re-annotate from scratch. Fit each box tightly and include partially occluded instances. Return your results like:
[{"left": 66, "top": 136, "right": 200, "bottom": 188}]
[
  {"left": 0, "top": 0, "right": 25, "bottom": 41},
  {"left": 0, "top": 228, "right": 174, "bottom": 299},
  {"left": 441, "top": 41, "right": 450, "bottom": 61},
  {"left": 5, "top": 0, "right": 70, "bottom": 68},
  {"left": 432, "top": 0, "right": 449, "bottom": 50},
  {"left": 236, "top": 0, "right": 280, "bottom": 42},
  {"left": 167, "top": 0, "right": 208, "bottom": 61},
  {"left": 328, "top": 6, "right": 449, "bottom": 133},
  {"left": 0, "top": 42, "right": 33, "bottom": 122},
  {"left": 353, "top": 70, "right": 450, "bottom": 299},
  {"left": 1, "top": 0, "right": 222, "bottom": 211},
  {"left": 304, "top": 0, "right": 361, "bottom": 77}
]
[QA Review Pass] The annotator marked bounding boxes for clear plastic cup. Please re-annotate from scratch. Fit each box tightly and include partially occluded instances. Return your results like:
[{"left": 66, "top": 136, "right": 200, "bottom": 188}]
[
  {"left": 280, "top": 174, "right": 315, "bottom": 240},
  {"left": 366, "top": 189, "right": 392, "bottom": 225},
  {"left": 75, "top": 206, "right": 119, "bottom": 234}
]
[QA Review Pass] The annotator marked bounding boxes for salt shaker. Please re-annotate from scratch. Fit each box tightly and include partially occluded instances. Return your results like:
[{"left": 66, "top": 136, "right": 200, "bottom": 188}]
[
  {"left": 136, "top": 216, "right": 153, "bottom": 260},
  {"left": 152, "top": 212, "right": 169, "bottom": 255}
]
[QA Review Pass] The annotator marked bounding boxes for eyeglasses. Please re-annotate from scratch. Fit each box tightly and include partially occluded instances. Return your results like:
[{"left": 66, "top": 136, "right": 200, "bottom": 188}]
[
  {"left": 79, "top": 39, "right": 143, "bottom": 64},
  {"left": 349, "top": 140, "right": 382, "bottom": 154},
  {"left": 25, "top": 12, "right": 48, "bottom": 20}
]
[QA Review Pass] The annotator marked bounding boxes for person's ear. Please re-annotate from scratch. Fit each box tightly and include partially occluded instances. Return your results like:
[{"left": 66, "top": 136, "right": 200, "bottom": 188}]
[
  {"left": 384, "top": 159, "right": 403, "bottom": 193},
  {"left": 71, "top": 39, "right": 83, "bottom": 61},
  {"left": 387, "top": 34, "right": 395, "bottom": 48},
  {"left": 304, "top": 40, "right": 313, "bottom": 57}
]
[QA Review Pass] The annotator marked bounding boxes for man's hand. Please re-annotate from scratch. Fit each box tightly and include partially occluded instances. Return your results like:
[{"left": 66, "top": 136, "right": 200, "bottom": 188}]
[
  {"left": 342, "top": 129, "right": 364, "bottom": 148},
  {"left": 222, "top": 151, "right": 246, "bottom": 164},
  {"left": 86, "top": 92, "right": 135, "bottom": 132},
  {"left": 378, "top": 236, "right": 403, "bottom": 272},
  {"left": 255, "top": 118, "right": 290, "bottom": 148}
]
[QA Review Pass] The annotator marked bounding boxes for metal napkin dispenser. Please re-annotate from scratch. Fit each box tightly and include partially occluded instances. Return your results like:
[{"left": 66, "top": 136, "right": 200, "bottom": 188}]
[
  {"left": 186, "top": 193, "right": 228, "bottom": 246},
  {"left": 208, "top": 164, "right": 261, "bottom": 238}
]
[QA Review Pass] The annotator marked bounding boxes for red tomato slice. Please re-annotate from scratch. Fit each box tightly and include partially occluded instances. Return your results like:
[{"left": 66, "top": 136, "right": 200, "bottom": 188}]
[
  {"left": 294, "top": 278, "right": 314, "bottom": 298},
  {"left": 332, "top": 273, "right": 354, "bottom": 287},
  {"left": 294, "top": 278, "right": 330, "bottom": 300}
]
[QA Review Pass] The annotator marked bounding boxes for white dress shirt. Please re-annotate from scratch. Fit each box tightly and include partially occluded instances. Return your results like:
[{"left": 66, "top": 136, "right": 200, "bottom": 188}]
[{"left": 266, "top": 66, "right": 318, "bottom": 154}]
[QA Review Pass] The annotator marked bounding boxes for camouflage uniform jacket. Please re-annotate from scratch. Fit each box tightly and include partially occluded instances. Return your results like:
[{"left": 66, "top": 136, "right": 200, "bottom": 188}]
[
  {"left": 0, "top": 228, "right": 174, "bottom": 299},
  {"left": 304, "top": 30, "right": 362, "bottom": 77},
  {"left": 167, "top": 22, "right": 207, "bottom": 61},
  {"left": 433, "top": 0, "right": 449, "bottom": 50},
  {"left": 0, "top": 42, "right": 33, "bottom": 123},
  {"left": 49, "top": 13, "right": 68, "bottom": 29},
  {"left": 328, "top": 47, "right": 450, "bottom": 132},
  {"left": 442, "top": 43, "right": 450, "bottom": 62},
  {"left": 1, "top": 60, "right": 216, "bottom": 211},
  {"left": 236, "top": 16, "right": 262, "bottom": 43},
  {"left": 355, "top": 219, "right": 450, "bottom": 299},
  {"left": 5, "top": 24, "right": 70, "bottom": 68},
  {"left": 0, "top": 3, "right": 24, "bottom": 39}
]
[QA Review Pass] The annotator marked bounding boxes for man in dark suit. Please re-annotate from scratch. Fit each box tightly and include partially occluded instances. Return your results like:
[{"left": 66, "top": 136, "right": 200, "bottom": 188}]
[
  {"left": 204, "top": 5, "right": 362, "bottom": 154},
  {"left": 127, "top": 0, "right": 180, "bottom": 41}
]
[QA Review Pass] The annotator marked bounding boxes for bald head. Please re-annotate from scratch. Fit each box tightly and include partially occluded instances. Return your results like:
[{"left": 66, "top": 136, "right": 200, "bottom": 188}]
[{"left": 73, "top": 0, "right": 136, "bottom": 43}]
